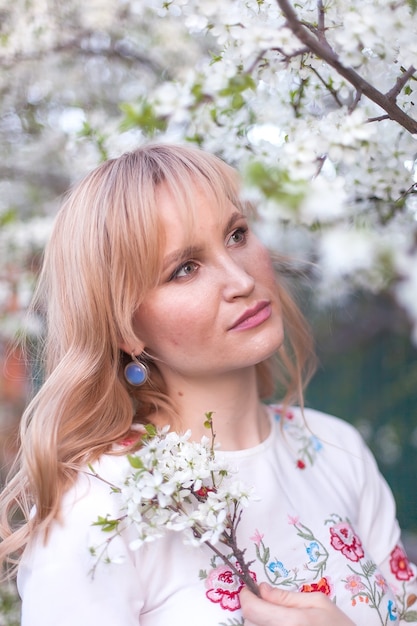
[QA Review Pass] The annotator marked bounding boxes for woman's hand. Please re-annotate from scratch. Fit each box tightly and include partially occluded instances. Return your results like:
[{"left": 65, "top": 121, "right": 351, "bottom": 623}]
[{"left": 240, "top": 583, "right": 356, "bottom": 626}]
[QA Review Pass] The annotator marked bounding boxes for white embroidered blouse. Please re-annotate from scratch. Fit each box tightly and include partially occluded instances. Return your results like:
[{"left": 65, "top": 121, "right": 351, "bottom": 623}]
[{"left": 18, "top": 406, "right": 417, "bottom": 625}]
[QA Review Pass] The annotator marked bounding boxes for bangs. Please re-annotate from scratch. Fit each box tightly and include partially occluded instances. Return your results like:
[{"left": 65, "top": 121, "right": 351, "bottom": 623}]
[{"left": 131, "top": 144, "right": 245, "bottom": 288}]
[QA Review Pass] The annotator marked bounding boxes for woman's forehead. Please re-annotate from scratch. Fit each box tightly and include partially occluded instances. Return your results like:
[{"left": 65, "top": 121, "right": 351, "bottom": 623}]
[{"left": 154, "top": 180, "right": 238, "bottom": 232}]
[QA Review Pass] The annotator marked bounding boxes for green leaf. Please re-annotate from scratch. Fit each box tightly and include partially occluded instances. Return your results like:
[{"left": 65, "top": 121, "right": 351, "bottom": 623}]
[
  {"left": 245, "top": 161, "right": 307, "bottom": 211},
  {"left": 0, "top": 208, "right": 17, "bottom": 227},
  {"left": 127, "top": 454, "right": 144, "bottom": 469},
  {"left": 92, "top": 515, "right": 119, "bottom": 532},
  {"left": 218, "top": 74, "right": 256, "bottom": 98},
  {"left": 407, "top": 0, "right": 417, "bottom": 13},
  {"left": 119, "top": 100, "right": 167, "bottom": 136},
  {"left": 204, "top": 411, "right": 214, "bottom": 428},
  {"left": 144, "top": 423, "right": 158, "bottom": 438}
]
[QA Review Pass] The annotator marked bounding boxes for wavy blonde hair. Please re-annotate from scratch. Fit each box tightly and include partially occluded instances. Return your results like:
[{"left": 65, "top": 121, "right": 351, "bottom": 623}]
[{"left": 0, "top": 143, "right": 316, "bottom": 578}]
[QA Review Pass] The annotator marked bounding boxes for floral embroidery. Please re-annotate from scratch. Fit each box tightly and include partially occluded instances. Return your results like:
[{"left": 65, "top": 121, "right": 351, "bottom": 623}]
[
  {"left": 329, "top": 521, "right": 364, "bottom": 562},
  {"left": 271, "top": 404, "right": 323, "bottom": 469},
  {"left": 204, "top": 562, "right": 257, "bottom": 612},
  {"left": 345, "top": 574, "right": 366, "bottom": 594},
  {"left": 390, "top": 545, "right": 414, "bottom": 582},
  {"left": 300, "top": 576, "right": 332, "bottom": 596},
  {"left": 250, "top": 529, "right": 264, "bottom": 546},
  {"left": 375, "top": 574, "right": 388, "bottom": 593},
  {"left": 306, "top": 541, "right": 321, "bottom": 563},
  {"left": 387, "top": 600, "right": 398, "bottom": 621},
  {"left": 292, "top": 520, "right": 329, "bottom": 580},
  {"left": 268, "top": 560, "right": 289, "bottom": 577},
  {"left": 253, "top": 532, "right": 303, "bottom": 588},
  {"left": 247, "top": 512, "right": 417, "bottom": 624}
]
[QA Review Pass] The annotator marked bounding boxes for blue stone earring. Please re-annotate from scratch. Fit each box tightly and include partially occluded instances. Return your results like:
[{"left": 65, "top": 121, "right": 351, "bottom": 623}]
[{"left": 124, "top": 353, "right": 149, "bottom": 386}]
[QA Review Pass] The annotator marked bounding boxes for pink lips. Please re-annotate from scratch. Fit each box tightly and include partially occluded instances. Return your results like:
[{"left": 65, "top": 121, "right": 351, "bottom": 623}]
[{"left": 229, "top": 301, "right": 272, "bottom": 331}]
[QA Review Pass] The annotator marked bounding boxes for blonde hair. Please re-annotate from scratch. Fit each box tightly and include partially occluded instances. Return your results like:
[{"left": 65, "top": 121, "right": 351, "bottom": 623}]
[{"left": 0, "top": 143, "right": 316, "bottom": 578}]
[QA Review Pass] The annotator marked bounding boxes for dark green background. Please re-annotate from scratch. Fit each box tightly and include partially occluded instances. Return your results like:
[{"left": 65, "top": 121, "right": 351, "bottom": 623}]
[{"left": 305, "top": 293, "right": 417, "bottom": 533}]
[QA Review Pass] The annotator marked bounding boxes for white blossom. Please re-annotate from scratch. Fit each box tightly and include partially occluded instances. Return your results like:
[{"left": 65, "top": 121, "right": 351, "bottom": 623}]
[{"left": 91, "top": 423, "right": 256, "bottom": 560}]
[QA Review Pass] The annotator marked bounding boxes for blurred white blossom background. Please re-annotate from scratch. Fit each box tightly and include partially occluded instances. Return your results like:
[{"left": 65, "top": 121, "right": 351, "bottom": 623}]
[{"left": 1, "top": 0, "right": 417, "bottom": 538}]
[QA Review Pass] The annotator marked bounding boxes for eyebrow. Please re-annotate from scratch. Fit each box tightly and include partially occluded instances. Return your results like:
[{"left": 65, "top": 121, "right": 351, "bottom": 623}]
[{"left": 162, "top": 210, "right": 245, "bottom": 272}]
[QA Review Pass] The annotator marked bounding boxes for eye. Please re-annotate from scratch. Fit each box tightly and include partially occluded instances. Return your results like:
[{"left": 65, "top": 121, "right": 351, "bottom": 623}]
[
  {"left": 228, "top": 226, "right": 248, "bottom": 246},
  {"left": 170, "top": 260, "right": 199, "bottom": 280}
]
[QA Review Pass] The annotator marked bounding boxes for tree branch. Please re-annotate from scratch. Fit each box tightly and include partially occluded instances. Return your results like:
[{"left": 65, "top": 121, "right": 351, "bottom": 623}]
[{"left": 275, "top": 0, "right": 417, "bottom": 134}]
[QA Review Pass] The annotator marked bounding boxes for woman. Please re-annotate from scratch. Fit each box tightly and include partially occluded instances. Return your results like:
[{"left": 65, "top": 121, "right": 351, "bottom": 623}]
[{"left": 0, "top": 144, "right": 416, "bottom": 625}]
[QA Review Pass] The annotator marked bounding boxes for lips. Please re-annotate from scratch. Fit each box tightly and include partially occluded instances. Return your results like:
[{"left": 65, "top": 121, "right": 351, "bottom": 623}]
[{"left": 229, "top": 300, "right": 272, "bottom": 331}]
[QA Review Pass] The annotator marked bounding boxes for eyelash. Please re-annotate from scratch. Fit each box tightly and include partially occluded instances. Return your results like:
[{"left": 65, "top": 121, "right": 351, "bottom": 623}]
[
  {"left": 169, "top": 261, "right": 199, "bottom": 281},
  {"left": 169, "top": 226, "right": 249, "bottom": 281},
  {"left": 228, "top": 226, "right": 248, "bottom": 245}
]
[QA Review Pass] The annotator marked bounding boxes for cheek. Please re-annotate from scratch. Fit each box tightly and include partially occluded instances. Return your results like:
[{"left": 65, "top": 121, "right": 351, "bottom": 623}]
[
  {"left": 134, "top": 294, "right": 214, "bottom": 351},
  {"left": 253, "top": 247, "right": 279, "bottom": 287}
]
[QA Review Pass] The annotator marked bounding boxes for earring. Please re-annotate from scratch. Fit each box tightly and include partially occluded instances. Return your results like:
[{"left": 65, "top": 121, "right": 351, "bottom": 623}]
[{"left": 124, "top": 353, "right": 149, "bottom": 386}]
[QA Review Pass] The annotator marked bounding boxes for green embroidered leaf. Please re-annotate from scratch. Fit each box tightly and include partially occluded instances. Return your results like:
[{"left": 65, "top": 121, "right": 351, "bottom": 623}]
[
  {"left": 404, "top": 610, "right": 417, "bottom": 621},
  {"left": 198, "top": 569, "right": 207, "bottom": 580},
  {"left": 362, "top": 560, "right": 377, "bottom": 578}
]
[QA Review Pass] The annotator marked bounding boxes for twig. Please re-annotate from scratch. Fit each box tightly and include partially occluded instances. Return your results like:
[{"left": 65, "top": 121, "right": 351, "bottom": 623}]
[
  {"left": 386, "top": 65, "right": 416, "bottom": 100},
  {"left": 275, "top": 0, "right": 417, "bottom": 134}
]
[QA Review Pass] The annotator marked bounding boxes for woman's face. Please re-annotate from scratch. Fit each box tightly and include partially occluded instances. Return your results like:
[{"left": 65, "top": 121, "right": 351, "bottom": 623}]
[{"left": 131, "top": 184, "right": 284, "bottom": 383}]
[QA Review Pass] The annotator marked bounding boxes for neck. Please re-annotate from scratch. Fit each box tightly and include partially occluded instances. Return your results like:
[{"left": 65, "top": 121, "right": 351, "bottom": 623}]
[{"left": 151, "top": 366, "right": 271, "bottom": 451}]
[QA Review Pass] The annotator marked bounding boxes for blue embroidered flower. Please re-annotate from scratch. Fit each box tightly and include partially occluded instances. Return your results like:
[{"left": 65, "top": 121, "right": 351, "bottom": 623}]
[
  {"left": 306, "top": 541, "right": 321, "bottom": 562},
  {"left": 268, "top": 560, "right": 289, "bottom": 577},
  {"left": 387, "top": 600, "right": 398, "bottom": 621},
  {"left": 310, "top": 435, "right": 323, "bottom": 452}
]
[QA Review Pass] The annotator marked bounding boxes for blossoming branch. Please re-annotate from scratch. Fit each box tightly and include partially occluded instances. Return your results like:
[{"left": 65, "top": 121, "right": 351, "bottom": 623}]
[{"left": 88, "top": 413, "right": 260, "bottom": 596}]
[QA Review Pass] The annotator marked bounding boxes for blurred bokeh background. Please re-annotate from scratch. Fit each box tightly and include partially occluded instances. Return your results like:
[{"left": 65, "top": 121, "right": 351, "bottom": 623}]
[{"left": 1, "top": 0, "right": 417, "bottom": 621}]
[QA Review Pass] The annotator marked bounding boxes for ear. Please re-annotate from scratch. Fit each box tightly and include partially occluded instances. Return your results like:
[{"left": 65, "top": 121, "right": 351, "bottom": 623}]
[{"left": 119, "top": 339, "right": 146, "bottom": 356}]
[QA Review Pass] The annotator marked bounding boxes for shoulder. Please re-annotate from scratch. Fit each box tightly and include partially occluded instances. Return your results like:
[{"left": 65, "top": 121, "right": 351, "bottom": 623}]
[
  {"left": 57, "top": 454, "right": 133, "bottom": 524},
  {"left": 270, "top": 403, "right": 364, "bottom": 445},
  {"left": 268, "top": 403, "right": 371, "bottom": 470}
]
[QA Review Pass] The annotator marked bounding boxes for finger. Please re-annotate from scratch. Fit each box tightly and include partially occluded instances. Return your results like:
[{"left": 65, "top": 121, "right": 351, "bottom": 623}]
[
  {"left": 240, "top": 587, "right": 285, "bottom": 626},
  {"left": 259, "top": 583, "right": 333, "bottom": 610}
]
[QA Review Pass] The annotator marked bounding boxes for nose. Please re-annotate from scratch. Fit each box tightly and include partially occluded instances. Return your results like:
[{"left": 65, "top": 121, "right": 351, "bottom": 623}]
[{"left": 220, "top": 254, "right": 255, "bottom": 301}]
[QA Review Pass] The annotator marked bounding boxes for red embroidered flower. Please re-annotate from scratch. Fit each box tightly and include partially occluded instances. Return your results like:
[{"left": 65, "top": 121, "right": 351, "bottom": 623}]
[
  {"left": 296, "top": 459, "right": 306, "bottom": 469},
  {"left": 329, "top": 522, "right": 364, "bottom": 562},
  {"left": 205, "top": 564, "right": 257, "bottom": 611},
  {"left": 300, "top": 577, "right": 332, "bottom": 596},
  {"left": 390, "top": 545, "right": 414, "bottom": 581}
]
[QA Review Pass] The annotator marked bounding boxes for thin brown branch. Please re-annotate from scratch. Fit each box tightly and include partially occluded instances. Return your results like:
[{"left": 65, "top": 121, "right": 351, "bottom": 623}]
[
  {"left": 270, "top": 45, "right": 310, "bottom": 63},
  {"left": 386, "top": 65, "right": 416, "bottom": 100},
  {"left": 317, "top": 0, "right": 327, "bottom": 42},
  {"left": 348, "top": 89, "right": 362, "bottom": 113},
  {"left": 0, "top": 31, "right": 167, "bottom": 76},
  {"left": 307, "top": 65, "right": 344, "bottom": 107},
  {"left": 275, "top": 0, "right": 417, "bottom": 135},
  {"left": 367, "top": 115, "right": 391, "bottom": 123},
  {"left": 205, "top": 537, "right": 260, "bottom": 596}
]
